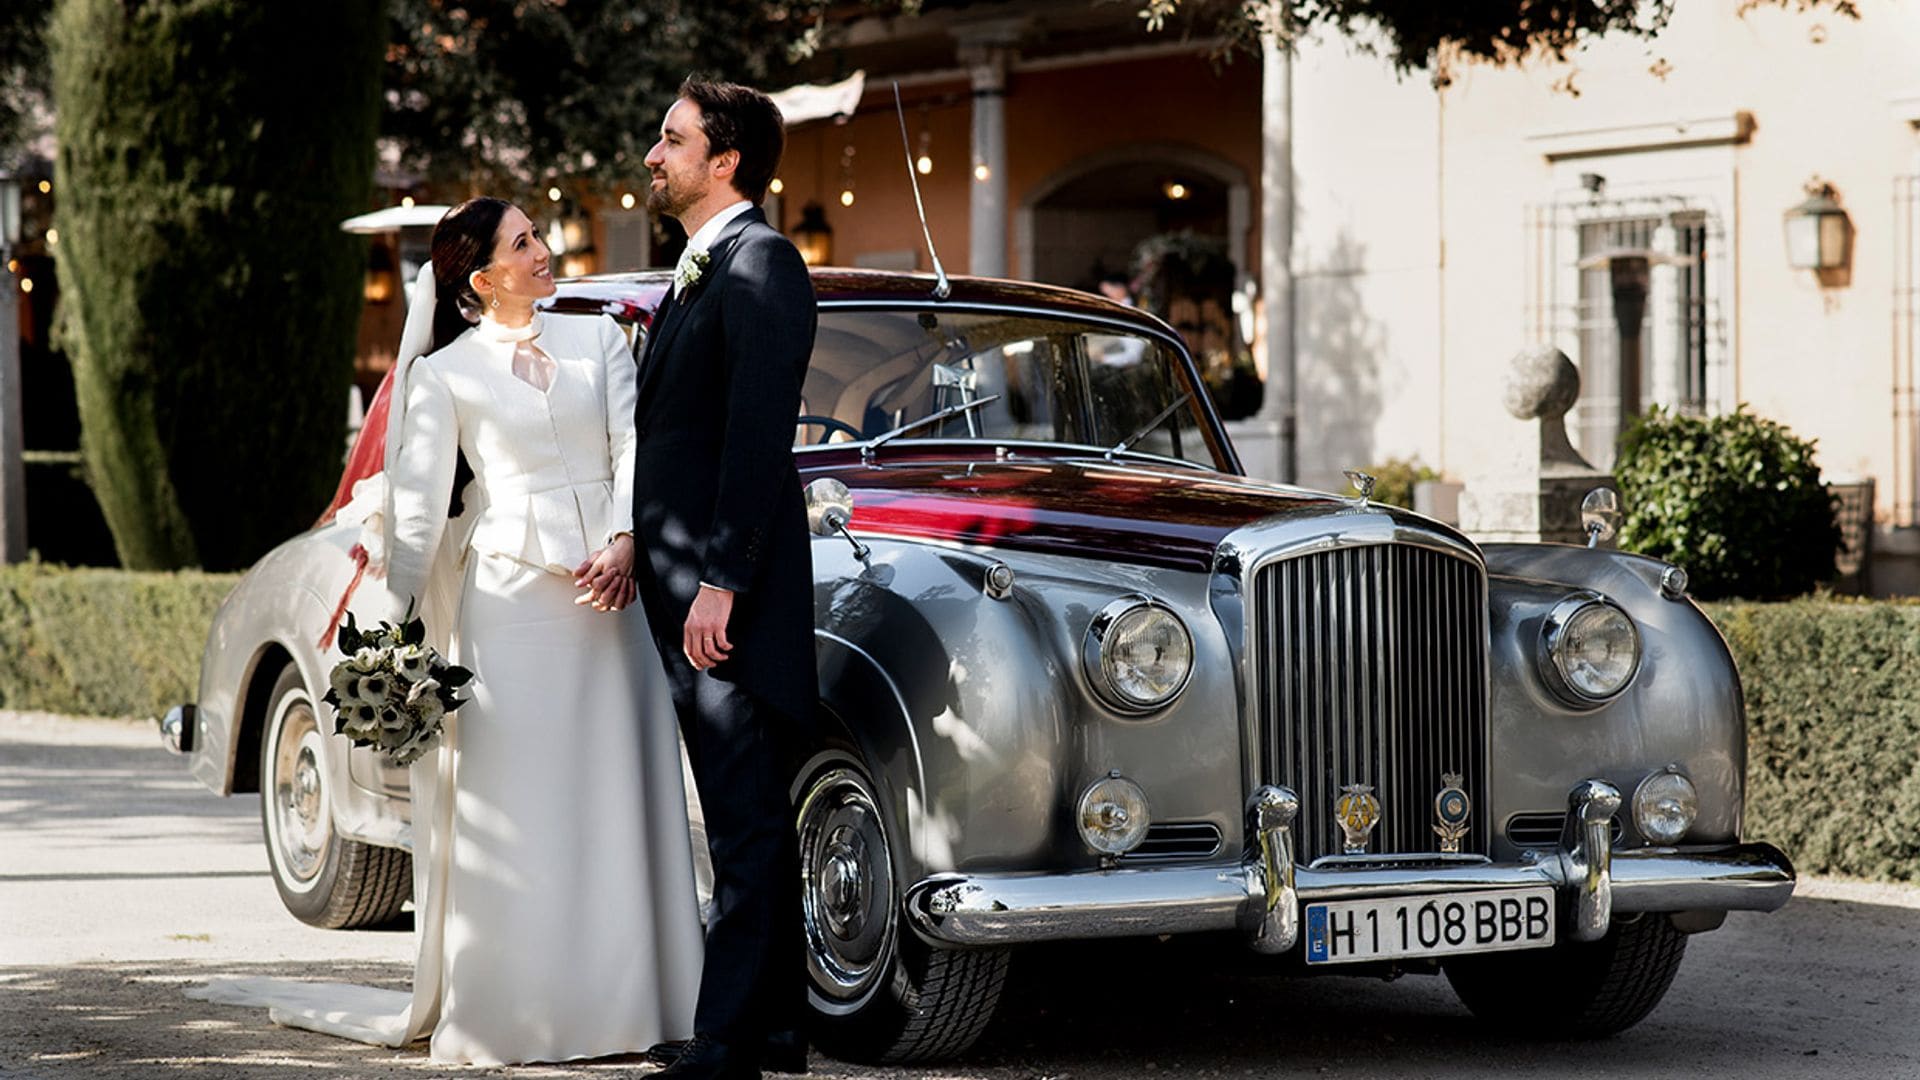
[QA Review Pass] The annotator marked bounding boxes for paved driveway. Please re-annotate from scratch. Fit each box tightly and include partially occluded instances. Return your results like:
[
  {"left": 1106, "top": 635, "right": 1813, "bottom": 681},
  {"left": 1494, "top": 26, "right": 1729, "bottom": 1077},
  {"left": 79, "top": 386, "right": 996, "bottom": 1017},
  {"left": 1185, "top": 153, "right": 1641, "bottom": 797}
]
[{"left": 3, "top": 712, "right": 1916, "bottom": 1079}]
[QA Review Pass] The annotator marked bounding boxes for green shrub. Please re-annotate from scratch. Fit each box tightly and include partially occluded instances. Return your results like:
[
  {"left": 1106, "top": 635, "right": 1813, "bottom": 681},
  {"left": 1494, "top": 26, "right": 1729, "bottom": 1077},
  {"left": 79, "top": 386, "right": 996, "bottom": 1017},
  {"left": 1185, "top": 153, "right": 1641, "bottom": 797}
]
[
  {"left": 1706, "top": 598, "right": 1920, "bottom": 882},
  {"left": 1614, "top": 406, "right": 1840, "bottom": 600},
  {"left": 1352, "top": 457, "right": 1442, "bottom": 510},
  {"left": 50, "top": 0, "right": 382, "bottom": 570},
  {"left": 0, "top": 562, "right": 236, "bottom": 717}
]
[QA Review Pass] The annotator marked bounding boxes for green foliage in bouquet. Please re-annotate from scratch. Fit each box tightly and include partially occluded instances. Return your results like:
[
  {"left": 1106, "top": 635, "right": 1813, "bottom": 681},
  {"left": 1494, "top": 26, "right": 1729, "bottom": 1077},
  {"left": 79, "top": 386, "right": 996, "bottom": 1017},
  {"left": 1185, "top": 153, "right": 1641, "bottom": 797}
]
[
  {"left": 1613, "top": 405, "right": 1841, "bottom": 600},
  {"left": 323, "top": 607, "right": 472, "bottom": 767},
  {"left": 49, "top": 0, "right": 382, "bottom": 570}
]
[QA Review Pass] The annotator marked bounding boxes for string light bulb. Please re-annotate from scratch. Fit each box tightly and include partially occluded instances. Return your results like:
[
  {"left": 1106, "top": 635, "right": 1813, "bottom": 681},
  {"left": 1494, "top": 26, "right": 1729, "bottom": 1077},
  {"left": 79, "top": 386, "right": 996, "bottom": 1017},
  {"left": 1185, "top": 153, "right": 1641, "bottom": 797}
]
[
  {"left": 547, "top": 186, "right": 562, "bottom": 203},
  {"left": 838, "top": 143, "right": 856, "bottom": 211},
  {"left": 401, "top": 195, "right": 415, "bottom": 208},
  {"left": 19, "top": 277, "right": 32, "bottom": 294},
  {"left": 769, "top": 177, "right": 785, "bottom": 195},
  {"left": 621, "top": 192, "right": 636, "bottom": 210},
  {"left": 973, "top": 163, "right": 991, "bottom": 182}
]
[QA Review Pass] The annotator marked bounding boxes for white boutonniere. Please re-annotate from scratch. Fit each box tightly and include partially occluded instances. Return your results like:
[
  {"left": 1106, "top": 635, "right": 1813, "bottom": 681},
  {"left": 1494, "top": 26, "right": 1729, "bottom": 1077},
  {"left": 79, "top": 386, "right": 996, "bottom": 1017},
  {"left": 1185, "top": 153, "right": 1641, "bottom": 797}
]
[{"left": 674, "top": 247, "right": 711, "bottom": 294}]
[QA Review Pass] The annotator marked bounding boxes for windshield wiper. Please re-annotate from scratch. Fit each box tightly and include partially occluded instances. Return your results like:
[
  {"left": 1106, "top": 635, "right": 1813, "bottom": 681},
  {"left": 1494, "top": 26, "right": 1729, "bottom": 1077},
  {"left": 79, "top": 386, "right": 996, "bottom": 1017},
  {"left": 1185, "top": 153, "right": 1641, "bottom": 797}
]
[
  {"left": 1104, "top": 391, "right": 1195, "bottom": 461},
  {"left": 861, "top": 394, "right": 1003, "bottom": 462}
]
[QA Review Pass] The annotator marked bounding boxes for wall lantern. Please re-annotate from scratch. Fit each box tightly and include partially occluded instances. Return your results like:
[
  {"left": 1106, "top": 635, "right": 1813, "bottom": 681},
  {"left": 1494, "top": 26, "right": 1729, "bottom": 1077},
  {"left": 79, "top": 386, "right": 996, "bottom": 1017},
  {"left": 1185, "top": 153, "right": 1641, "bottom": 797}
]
[
  {"left": 1783, "top": 178, "right": 1851, "bottom": 272},
  {"left": 792, "top": 202, "right": 833, "bottom": 267}
]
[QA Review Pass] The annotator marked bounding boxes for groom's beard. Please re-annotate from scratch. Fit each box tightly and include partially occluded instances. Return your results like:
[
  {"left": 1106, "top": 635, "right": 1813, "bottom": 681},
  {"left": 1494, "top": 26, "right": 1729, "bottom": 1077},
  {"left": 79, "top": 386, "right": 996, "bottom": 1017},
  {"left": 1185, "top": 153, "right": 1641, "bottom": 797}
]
[{"left": 646, "top": 179, "right": 689, "bottom": 219}]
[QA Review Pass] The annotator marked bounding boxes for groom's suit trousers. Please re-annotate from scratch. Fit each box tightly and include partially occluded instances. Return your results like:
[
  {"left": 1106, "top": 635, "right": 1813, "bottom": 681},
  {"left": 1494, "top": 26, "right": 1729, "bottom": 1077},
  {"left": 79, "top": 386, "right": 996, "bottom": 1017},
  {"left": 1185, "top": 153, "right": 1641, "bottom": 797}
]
[{"left": 665, "top": 660, "right": 805, "bottom": 1045}]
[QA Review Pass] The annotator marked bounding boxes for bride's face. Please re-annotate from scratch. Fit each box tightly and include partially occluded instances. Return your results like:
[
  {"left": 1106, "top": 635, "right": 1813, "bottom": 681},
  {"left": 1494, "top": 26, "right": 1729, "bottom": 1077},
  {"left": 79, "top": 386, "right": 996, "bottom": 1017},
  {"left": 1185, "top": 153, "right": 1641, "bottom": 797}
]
[{"left": 475, "top": 206, "right": 556, "bottom": 307}]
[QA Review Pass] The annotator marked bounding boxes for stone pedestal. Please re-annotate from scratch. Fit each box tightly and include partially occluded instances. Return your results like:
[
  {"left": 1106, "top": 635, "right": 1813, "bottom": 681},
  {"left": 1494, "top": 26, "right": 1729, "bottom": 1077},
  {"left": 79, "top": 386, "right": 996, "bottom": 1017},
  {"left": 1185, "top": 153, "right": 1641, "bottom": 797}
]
[{"left": 1459, "top": 345, "right": 1613, "bottom": 545}]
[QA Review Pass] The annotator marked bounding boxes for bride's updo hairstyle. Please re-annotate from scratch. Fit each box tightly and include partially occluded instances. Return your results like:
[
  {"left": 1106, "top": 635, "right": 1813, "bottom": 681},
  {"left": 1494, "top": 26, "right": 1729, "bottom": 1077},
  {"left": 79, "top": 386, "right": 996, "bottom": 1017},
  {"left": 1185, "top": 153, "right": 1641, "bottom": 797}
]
[{"left": 428, "top": 197, "right": 513, "bottom": 353}]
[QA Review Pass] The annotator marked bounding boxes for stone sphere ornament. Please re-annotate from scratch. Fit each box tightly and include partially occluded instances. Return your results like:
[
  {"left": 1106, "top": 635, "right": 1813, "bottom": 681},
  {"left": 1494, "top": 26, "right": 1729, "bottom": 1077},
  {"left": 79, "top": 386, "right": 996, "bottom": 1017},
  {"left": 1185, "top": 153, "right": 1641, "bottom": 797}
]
[{"left": 1503, "top": 344, "right": 1581, "bottom": 422}]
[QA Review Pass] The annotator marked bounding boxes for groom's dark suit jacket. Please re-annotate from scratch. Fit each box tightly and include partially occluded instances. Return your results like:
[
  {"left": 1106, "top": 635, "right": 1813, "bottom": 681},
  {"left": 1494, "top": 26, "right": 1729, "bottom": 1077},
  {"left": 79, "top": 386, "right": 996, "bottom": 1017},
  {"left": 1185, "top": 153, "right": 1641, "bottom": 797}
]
[{"left": 631, "top": 206, "right": 819, "bottom": 722}]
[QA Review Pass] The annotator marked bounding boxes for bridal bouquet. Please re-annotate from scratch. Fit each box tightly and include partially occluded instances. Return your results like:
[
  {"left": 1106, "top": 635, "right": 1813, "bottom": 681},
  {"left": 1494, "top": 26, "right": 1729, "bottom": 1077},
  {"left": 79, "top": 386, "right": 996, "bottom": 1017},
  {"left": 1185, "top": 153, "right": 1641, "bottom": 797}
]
[{"left": 323, "top": 607, "right": 473, "bottom": 767}]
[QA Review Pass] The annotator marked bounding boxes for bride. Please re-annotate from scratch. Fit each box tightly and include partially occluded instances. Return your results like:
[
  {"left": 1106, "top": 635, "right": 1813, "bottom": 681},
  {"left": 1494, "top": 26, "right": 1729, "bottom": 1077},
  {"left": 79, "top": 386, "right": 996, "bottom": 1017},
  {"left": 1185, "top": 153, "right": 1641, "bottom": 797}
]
[{"left": 191, "top": 197, "right": 704, "bottom": 1065}]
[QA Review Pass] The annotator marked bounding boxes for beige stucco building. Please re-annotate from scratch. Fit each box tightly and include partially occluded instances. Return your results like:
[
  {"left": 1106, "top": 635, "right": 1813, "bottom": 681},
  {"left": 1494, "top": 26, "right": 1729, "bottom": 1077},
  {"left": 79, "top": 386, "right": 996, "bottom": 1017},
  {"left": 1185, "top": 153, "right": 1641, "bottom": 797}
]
[{"left": 1285, "top": 0, "right": 1920, "bottom": 589}]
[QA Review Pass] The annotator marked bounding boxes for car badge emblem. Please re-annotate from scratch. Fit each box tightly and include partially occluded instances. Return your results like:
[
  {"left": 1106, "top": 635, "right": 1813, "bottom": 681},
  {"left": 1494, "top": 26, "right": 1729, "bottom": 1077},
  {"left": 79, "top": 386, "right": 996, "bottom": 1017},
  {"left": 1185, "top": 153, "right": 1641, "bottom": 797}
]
[
  {"left": 1433, "top": 771, "right": 1472, "bottom": 854},
  {"left": 1334, "top": 783, "right": 1381, "bottom": 854}
]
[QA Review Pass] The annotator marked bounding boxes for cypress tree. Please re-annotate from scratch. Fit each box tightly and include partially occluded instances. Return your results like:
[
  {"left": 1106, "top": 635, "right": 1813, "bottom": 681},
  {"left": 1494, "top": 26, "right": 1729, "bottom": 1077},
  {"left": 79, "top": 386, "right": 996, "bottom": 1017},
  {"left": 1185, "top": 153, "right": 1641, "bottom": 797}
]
[{"left": 51, "top": 0, "right": 381, "bottom": 569}]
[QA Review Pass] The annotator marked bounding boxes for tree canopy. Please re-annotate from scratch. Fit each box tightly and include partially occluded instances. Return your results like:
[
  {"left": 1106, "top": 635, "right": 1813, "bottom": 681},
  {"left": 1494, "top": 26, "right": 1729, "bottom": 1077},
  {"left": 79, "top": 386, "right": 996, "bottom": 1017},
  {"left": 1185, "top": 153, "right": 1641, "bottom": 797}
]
[
  {"left": 379, "top": 1, "right": 911, "bottom": 202},
  {"left": 0, "top": 0, "right": 53, "bottom": 171},
  {"left": 1135, "top": 0, "right": 1859, "bottom": 75}
]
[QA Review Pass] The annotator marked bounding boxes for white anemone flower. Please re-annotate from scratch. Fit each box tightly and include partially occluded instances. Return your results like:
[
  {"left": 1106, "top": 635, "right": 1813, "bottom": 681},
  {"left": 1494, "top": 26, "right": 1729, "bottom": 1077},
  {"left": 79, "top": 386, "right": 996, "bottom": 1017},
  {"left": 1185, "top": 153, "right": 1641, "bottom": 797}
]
[{"left": 393, "top": 644, "right": 434, "bottom": 683}]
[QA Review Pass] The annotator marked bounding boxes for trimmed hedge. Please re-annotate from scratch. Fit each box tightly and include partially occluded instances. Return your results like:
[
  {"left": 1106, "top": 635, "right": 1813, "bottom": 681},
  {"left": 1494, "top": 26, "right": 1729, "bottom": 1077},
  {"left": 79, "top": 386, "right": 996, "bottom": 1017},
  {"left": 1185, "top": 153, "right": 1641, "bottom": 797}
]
[
  {"left": 0, "top": 567, "right": 1911, "bottom": 882},
  {"left": 0, "top": 563, "right": 236, "bottom": 718},
  {"left": 1708, "top": 598, "right": 1920, "bottom": 883}
]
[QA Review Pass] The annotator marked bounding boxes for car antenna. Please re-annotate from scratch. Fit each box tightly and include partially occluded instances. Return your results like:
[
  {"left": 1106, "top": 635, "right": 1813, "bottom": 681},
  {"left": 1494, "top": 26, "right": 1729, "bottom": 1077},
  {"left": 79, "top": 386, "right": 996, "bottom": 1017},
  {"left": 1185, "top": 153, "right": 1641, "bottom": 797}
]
[{"left": 892, "top": 81, "right": 950, "bottom": 301}]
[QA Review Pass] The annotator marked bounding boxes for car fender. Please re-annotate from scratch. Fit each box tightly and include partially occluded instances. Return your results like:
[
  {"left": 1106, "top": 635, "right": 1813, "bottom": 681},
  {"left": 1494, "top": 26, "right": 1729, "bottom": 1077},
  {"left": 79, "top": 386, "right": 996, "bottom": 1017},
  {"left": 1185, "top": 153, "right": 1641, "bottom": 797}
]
[{"left": 1483, "top": 543, "right": 1744, "bottom": 847}]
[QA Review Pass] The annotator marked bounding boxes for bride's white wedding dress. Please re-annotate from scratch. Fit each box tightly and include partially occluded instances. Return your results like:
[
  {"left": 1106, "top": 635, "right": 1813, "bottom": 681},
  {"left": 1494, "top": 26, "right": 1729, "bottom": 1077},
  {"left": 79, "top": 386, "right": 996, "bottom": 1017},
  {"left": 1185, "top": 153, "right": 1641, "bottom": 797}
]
[{"left": 190, "top": 310, "right": 703, "bottom": 1066}]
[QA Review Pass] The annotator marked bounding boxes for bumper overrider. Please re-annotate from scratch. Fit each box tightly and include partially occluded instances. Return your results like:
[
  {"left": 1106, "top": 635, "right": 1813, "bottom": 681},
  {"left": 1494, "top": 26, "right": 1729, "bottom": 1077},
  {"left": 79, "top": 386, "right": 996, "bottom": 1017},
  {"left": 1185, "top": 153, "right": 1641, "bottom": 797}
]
[{"left": 904, "top": 779, "right": 1795, "bottom": 951}]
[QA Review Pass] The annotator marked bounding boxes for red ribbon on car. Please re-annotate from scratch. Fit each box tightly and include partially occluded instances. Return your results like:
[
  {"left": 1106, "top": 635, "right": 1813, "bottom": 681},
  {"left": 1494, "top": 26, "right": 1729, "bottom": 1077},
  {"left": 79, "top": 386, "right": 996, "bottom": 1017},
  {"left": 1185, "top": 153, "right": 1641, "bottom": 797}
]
[{"left": 318, "top": 543, "right": 371, "bottom": 651}]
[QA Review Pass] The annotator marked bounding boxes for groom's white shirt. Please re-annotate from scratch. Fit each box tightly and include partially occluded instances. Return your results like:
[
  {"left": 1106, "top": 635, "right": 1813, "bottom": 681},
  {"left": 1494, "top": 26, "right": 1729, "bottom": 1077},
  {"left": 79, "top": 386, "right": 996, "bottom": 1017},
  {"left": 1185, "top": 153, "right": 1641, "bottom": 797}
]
[{"left": 672, "top": 199, "right": 752, "bottom": 296}]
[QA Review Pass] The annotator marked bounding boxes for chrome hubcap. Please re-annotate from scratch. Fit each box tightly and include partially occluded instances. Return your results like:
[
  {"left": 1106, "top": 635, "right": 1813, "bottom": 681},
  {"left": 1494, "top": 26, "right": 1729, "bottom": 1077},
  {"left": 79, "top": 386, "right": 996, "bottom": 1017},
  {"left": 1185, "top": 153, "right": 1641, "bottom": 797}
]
[
  {"left": 820, "top": 832, "right": 869, "bottom": 937},
  {"left": 266, "top": 689, "right": 332, "bottom": 890},
  {"left": 799, "top": 766, "right": 895, "bottom": 1009}
]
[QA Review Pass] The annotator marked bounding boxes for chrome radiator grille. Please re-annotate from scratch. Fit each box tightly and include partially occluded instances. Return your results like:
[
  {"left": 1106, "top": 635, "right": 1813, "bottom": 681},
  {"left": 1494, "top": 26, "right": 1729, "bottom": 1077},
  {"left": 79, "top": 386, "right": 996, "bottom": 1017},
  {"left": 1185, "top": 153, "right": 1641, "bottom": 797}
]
[{"left": 1251, "top": 543, "right": 1490, "bottom": 864}]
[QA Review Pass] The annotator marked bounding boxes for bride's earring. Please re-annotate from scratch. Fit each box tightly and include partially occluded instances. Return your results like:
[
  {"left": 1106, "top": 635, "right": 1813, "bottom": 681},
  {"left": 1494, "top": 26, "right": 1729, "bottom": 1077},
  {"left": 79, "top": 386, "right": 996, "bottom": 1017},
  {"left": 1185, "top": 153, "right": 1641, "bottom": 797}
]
[{"left": 490, "top": 292, "right": 500, "bottom": 311}]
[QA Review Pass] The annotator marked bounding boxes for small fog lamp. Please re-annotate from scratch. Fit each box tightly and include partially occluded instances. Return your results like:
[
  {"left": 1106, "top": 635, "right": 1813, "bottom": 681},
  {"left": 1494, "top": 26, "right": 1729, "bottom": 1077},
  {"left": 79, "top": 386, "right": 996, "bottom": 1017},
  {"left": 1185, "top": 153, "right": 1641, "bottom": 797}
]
[
  {"left": 1633, "top": 770, "right": 1698, "bottom": 845},
  {"left": 1078, "top": 774, "right": 1150, "bottom": 855}
]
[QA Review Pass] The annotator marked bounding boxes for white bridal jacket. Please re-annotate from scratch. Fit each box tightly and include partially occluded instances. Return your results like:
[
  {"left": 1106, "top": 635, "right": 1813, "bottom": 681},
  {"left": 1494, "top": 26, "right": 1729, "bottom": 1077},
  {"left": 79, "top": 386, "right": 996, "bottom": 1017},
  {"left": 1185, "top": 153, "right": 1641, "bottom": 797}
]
[{"left": 384, "top": 311, "right": 638, "bottom": 607}]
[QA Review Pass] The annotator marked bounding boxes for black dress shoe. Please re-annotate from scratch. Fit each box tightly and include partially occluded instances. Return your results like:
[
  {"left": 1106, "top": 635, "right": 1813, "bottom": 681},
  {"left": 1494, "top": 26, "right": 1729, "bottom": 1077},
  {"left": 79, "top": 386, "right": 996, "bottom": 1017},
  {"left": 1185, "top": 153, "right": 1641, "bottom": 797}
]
[
  {"left": 647, "top": 1034, "right": 807, "bottom": 1075},
  {"left": 761, "top": 1029, "right": 809, "bottom": 1075},
  {"left": 651, "top": 1034, "right": 761, "bottom": 1080}
]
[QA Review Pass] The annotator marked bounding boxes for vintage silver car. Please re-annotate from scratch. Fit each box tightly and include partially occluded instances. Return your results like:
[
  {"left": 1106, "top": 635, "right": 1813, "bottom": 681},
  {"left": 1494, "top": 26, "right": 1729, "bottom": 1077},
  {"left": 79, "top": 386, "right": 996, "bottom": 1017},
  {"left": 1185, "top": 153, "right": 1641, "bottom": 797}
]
[{"left": 165, "top": 267, "right": 1794, "bottom": 1062}]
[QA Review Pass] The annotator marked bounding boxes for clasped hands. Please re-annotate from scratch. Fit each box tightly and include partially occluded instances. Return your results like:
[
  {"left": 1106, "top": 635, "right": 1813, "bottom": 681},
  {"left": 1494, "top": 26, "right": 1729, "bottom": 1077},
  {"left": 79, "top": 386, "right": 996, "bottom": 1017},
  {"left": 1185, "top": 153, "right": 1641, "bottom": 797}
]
[
  {"left": 570, "top": 535, "right": 733, "bottom": 671},
  {"left": 572, "top": 534, "right": 637, "bottom": 613}
]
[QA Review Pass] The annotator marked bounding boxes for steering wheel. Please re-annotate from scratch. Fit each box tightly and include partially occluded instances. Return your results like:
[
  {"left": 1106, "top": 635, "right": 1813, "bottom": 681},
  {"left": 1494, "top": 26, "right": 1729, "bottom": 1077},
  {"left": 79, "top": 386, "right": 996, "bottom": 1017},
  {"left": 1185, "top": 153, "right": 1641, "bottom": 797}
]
[{"left": 796, "top": 415, "right": 864, "bottom": 445}]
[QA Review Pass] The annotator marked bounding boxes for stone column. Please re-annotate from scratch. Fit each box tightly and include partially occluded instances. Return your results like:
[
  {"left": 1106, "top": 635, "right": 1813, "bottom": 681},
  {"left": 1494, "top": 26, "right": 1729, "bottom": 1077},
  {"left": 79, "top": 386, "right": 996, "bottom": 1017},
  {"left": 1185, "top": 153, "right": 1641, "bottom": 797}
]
[
  {"left": 1458, "top": 345, "right": 1614, "bottom": 545},
  {"left": 1258, "top": 30, "right": 1297, "bottom": 483},
  {"left": 956, "top": 20, "right": 1023, "bottom": 280}
]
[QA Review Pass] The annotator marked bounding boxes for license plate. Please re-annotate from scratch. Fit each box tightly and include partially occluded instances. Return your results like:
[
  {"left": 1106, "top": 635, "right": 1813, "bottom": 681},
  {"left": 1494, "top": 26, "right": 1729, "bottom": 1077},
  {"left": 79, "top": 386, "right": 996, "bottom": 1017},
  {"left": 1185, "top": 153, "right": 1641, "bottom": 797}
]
[{"left": 1303, "top": 887, "right": 1555, "bottom": 964}]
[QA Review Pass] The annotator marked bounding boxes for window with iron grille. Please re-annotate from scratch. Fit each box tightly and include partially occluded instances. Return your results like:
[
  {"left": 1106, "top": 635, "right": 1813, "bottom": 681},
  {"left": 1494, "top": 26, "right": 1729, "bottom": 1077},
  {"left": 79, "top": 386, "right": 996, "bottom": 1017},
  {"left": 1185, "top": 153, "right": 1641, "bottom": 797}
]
[
  {"left": 1527, "top": 197, "right": 1726, "bottom": 471},
  {"left": 1893, "top": 174, "right": 1920, "bottom": 526}
]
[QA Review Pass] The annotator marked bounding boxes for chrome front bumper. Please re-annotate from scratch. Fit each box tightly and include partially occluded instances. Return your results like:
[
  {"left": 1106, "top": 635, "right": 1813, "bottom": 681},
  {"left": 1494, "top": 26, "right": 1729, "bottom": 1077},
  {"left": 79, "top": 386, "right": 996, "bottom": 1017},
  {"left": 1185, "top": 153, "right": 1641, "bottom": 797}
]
[{"left": 905, "top": 779, "right": 1796, "bottom": 951}]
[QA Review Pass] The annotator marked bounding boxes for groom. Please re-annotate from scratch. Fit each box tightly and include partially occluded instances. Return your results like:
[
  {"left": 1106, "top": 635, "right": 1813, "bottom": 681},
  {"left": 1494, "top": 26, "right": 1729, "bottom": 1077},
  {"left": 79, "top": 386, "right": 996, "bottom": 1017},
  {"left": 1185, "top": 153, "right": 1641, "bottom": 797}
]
[{"left": 629, "top": 78, "right": 818, "bottom": 1080}]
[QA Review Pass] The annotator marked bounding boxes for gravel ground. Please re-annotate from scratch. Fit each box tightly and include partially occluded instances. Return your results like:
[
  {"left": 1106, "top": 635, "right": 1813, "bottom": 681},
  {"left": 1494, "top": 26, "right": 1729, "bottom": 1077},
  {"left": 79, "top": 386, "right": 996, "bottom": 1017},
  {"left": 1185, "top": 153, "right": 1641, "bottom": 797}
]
[{"left": 3, "top": 712, "right": 1917, "bottom": 1080}]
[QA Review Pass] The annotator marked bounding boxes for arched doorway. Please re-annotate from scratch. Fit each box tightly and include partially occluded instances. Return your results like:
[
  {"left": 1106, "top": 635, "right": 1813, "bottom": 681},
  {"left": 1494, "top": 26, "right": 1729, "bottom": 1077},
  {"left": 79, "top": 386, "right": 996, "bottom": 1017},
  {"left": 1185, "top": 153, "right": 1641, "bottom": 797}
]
[
  {"left": 1018, "top": 145, "right": 1260, "bottom": 418},
  {"left": 1017, "top": 144, "right": 1250, "bottom": 290}
]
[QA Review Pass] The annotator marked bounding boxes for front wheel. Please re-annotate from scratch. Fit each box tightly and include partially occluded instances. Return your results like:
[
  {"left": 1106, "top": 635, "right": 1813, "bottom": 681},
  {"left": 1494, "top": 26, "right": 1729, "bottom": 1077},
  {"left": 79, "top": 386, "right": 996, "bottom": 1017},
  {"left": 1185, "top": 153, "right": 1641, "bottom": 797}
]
[
  {"left": 1443, "top": 912, "right": 1689, "bottom": 1037},
  {"left": 259, "top": 665, "right": 411, "bottom": 929},
  {"left": 796, "top": 755, "right": 1008, "bottom": 1063}
]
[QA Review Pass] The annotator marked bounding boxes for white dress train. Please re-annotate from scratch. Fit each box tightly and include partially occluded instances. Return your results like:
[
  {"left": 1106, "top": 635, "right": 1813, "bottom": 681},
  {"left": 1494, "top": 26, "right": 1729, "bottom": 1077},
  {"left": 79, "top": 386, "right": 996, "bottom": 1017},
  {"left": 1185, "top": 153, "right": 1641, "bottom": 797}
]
[{"left": 190, "top": 312, "right": 703, "bottom": 1065}]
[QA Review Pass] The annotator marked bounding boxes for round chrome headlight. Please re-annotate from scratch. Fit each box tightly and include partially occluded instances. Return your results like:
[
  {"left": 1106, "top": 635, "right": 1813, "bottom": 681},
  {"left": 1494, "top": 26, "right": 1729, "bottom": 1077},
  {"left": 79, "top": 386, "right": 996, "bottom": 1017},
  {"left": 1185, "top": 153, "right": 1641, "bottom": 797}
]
[
  {"left": 1078, "top": 774, "right": 1151, "bottom": 855},
  {"left": 1633, "top": 770, "right": 1698, "bottom": 845},
  {"left": 1540, "top": 595, "right": 1641, "bottom": 704},
  {"left": 1083, "top": 599, "right": 1193, "bottom": 713}
]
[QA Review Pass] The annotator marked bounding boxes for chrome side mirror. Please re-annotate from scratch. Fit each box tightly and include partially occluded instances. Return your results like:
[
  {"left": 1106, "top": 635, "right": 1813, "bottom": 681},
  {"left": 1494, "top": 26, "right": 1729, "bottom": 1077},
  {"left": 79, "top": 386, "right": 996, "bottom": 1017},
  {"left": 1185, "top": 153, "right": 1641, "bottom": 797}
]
[
  {"left": 1582, "top": 487, "right": 1622, "bottom": 548},
  {"left": 805, "top": 478, "right": 870, "bottom": 561}
]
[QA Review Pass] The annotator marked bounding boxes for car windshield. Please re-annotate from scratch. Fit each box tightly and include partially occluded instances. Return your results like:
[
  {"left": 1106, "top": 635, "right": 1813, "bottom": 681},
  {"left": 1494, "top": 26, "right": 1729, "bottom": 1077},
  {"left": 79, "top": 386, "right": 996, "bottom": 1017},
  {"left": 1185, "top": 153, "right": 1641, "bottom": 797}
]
[{"left": 797, "top": 308, "right": 1222, "bottom": 467}]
